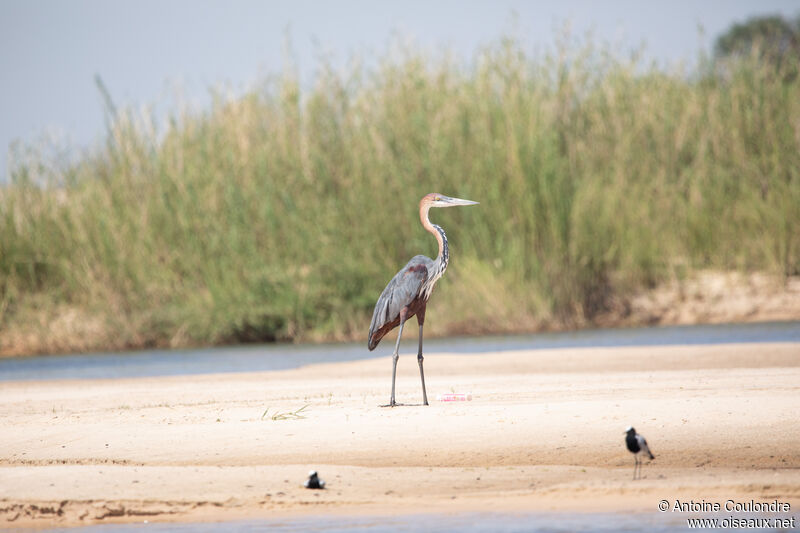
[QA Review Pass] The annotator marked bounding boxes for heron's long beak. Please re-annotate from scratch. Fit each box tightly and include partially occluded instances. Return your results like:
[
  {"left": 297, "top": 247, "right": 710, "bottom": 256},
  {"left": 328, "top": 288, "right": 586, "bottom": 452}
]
[{"left": 441, "top": 195, "right": 479, "bottom": 206}]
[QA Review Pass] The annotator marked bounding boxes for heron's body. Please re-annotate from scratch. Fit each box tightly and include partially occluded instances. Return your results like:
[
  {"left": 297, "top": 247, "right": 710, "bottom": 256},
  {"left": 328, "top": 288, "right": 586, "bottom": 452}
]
[
  {"left": 368, "top": 194, "right": 476, "bottom": 407},
  {"left": 367, "top": 254, "right": 433, "bottom": 351},
  {"left": 368, "top": 225, "right": 447, "bottom": 350}
]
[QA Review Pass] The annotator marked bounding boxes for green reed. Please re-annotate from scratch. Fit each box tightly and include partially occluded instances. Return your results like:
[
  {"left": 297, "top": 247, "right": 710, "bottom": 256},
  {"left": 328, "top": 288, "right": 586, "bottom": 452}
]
[{"left": 1, "top": 35, "right": 798, "bottom": 354}]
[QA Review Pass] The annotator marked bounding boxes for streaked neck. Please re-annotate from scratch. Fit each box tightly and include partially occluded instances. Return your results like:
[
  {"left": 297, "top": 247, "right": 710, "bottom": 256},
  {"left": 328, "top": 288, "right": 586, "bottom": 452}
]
[{"left": 419, "top": 203, "right": 449, "bottom": 273}]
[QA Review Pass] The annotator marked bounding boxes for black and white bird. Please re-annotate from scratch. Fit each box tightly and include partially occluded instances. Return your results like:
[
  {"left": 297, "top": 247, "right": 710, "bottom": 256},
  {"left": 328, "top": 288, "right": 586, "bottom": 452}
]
[
  {"left": 625, "top": 426, "right": 655, "bottom": 480},
  {"left": 304, "top": 470, "right": 326, "bottom": 489}
]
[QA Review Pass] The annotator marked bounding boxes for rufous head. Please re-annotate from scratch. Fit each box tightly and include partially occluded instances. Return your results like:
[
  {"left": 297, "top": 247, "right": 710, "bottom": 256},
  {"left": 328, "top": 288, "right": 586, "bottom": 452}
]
[{"left": 420, "top": 193, "right": 479, "bottom": 208}]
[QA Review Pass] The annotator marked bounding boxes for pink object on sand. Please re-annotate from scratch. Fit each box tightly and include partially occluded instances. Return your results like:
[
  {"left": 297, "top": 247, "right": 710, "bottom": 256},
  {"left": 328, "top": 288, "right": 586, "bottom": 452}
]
[{"left": 436, "top": 393, "right": 472, "bottom": 402}]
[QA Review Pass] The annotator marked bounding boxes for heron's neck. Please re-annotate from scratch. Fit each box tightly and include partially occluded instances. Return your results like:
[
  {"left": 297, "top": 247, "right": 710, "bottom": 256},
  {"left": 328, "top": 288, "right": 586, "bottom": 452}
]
[{"left": 420, "top": 205, "right": 449, "bottom": 272}]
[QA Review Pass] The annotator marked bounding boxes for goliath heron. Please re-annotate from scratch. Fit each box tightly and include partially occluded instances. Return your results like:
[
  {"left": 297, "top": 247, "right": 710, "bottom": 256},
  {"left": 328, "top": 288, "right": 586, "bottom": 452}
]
[
  {"left": 625, "top": 426, "right": 655, "bottom": 480},
  {"left": 368, "top": 193, "right": 478, "bottom": 407}
]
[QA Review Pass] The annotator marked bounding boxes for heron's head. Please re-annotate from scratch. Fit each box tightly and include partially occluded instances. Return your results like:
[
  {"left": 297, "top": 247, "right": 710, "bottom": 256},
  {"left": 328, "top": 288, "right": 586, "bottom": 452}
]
[
  {"left": 423, "top": 193, "right": 479, "bottom": 208},
  {"left": 624, "top": 426, "right": 635, "bottom": 435}
]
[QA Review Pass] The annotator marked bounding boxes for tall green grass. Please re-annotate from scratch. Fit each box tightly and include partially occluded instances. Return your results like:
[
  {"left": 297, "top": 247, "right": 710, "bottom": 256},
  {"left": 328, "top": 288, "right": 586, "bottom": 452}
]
[{"left": 2, "top": 36, "right": 799, "bottom": 354}]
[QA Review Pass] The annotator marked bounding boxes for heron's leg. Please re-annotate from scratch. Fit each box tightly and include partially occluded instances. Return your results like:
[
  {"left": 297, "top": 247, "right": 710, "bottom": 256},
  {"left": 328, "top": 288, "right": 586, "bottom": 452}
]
[
  {"left": 385, "top": 319, "right": 405, "bottom": 408},
  {"left": 417, "top": 324, "right": 429, "bottom": 406}
]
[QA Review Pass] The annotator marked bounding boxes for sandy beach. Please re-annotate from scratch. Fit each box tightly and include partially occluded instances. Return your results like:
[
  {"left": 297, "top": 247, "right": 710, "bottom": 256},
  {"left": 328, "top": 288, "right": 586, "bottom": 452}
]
[{"left": 1, "top": 342, "right": 799, "bottom": 527}]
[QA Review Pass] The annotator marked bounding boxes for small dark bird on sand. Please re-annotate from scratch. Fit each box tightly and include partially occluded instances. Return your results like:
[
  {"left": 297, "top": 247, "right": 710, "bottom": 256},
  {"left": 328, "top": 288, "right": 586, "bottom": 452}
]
[
  {"left": 625, "top": 426, "right": 655, "bottom": 480},
  {"left": 304, "top": 470, "right": 325, "bottom": 489}
]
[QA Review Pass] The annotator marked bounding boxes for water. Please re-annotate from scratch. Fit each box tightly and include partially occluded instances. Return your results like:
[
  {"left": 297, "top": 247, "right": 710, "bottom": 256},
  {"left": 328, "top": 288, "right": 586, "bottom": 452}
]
[
  {"left": 1, "top": 321, "right": 798, "bottom": 382},
  {"left": 29, "top": 511, "right": 798, "bottom": 533}
]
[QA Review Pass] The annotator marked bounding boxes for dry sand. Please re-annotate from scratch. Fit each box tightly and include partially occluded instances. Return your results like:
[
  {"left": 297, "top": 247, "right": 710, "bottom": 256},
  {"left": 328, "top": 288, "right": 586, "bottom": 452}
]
[{"left": 1, "top": 342, "right": 799, "bottom": 527}]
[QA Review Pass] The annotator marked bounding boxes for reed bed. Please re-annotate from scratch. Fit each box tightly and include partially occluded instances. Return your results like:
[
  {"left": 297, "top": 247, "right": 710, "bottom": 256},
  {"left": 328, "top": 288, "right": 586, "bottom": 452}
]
[{"left": 1, "top": 36, "right": 798, "bottom": 354}]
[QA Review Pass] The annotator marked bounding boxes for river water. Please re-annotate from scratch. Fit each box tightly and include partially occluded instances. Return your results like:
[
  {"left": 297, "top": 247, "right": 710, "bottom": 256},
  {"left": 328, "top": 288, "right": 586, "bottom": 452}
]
[{"left": 1, "top": 321, "right": 799, "bottom": 382}]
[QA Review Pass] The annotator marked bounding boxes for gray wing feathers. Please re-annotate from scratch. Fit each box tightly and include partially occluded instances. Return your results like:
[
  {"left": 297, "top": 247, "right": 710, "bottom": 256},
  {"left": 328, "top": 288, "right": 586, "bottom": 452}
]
[
  {"left": 368, "top": 255, "right": 432, "bottom": 344},
  {"left": 636, "top": 434, "right": 655, "bottom": 459}
]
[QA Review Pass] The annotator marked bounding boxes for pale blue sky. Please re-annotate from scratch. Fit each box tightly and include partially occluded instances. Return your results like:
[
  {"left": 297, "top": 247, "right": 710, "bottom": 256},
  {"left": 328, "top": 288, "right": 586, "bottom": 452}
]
[{"left": 1, "top": 0, "right": 798, "bottom": 178}]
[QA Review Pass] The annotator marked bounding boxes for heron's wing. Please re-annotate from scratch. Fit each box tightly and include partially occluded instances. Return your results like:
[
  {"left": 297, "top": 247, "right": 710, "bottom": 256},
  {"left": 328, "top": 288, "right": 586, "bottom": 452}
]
[{"left": 368, "top": 255, "right": 432, "bottom": 350}]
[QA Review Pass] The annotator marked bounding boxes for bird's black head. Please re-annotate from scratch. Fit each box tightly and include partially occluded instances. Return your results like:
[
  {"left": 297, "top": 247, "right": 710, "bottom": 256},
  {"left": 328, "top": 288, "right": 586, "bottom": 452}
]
[{"left": 625, "top": 426, "right": 636, "bottom": 435}]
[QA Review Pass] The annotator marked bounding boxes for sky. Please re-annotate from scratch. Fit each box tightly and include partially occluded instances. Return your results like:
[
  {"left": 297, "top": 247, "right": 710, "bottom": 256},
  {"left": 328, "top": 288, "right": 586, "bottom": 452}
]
[{"left": 1, "top": 0, "right": 798, "bottom": 179}]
